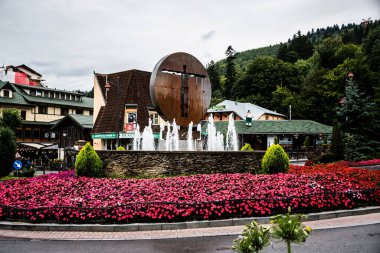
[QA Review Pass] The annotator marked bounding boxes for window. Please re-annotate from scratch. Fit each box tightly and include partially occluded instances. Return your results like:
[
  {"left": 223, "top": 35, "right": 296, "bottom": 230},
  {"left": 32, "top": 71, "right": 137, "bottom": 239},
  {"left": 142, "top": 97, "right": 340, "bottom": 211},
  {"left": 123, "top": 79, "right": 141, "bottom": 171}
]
[
  {"left": 3, "top": 90, "right": 10, "bottom": 97},
  {"left": 150, "top": 113, "right": 159, "bottom": 125},
  {"left": 50, "top": 92, "right": 54, "bottom": 98},
  {"left": 36, "top": 90, "right": 42, "bottom": 96},
  {"left": 128, "top": 112, "right": 137, "bottom": 123},
  {"left": 61, "top": 108, "right": 69, "bottom": 116},
  {"left": 89, "top": 110, "right": 93, "bottom": 115},
  {"left": 30, "top": 89, "right": 36, "bottom": 96},
  {"left": 21, "top": 111, "right": 26, "bottom": 120},
  {"left": 75, "top": 96, "right": 80, "bottom": 101},
  {"left": 38, "top": 106, "right": 47, "bottom": 114},
  {"left": 76, "top": 109, "right": 83, "bottom": 114},
  {"left": 44, "top": 91, "right": 49, "bottom": 97}
]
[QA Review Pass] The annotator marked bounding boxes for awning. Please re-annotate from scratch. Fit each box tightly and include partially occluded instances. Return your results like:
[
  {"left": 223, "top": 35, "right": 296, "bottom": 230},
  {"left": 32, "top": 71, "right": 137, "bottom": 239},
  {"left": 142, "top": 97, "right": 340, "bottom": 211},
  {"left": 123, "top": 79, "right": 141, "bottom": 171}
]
[{"left": 18, "top": 142, "right": 58, "bottom": 150}]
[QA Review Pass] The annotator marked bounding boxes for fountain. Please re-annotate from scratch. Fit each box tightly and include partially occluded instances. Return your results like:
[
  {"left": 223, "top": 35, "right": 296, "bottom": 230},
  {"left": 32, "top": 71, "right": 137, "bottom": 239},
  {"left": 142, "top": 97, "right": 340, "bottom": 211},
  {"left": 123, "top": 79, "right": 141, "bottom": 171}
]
[
  {"left": 187, "top": 121, "right": 194, "bottom": 151},
  {"left": 226, "top": 113, "right": 239, "bottom": 151},
  {"left": 100, "top": 52, "right": 262, "bottom": 178},
  {"left": 141, "top": 119, "right": 155, "bottom": 151}
]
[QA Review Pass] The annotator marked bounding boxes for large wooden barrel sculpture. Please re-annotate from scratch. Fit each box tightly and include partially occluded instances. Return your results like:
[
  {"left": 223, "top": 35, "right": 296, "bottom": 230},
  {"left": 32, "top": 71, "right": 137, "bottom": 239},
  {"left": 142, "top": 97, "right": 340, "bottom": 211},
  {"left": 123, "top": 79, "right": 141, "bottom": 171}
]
[{"left": 150, "top": 52, "right": 211, "bottom": 127}]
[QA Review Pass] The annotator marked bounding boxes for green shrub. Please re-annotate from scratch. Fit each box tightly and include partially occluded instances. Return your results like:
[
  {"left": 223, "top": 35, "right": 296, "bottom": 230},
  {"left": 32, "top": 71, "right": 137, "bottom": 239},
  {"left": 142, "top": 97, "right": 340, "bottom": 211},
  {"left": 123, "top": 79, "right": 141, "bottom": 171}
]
[
  {"left": 15, "top": 168, "right": 35, "bottom": 177},
  {"left": 117, "top": 146, "right": 126, "bottom": 150},
  {"left": 316, "top": 153, "right": 336, "bottom": 164},
  {"left": 261, "top": 144, "right": 289, "bottom": 174},
  {"left": 241, "top": 143, "right": 254, "bottom": 151},
  {"left": 0, "top": 127, "right": 17, "bottom": 177},
  {"left": 344, "top": 133, "right": 364, "bottom": 161},
  {"left": 274, "top": 136, "right": 279, "bottom": 144},
  {"left": 75, "top": 143, "right": 103, "bottom": 177}
]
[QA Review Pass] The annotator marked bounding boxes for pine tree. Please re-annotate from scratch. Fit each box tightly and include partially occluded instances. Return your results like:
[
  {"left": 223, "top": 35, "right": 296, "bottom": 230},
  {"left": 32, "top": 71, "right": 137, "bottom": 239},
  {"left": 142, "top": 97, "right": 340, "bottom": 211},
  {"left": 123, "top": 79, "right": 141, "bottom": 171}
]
[
  {"left": 331, "top": 119, "right": 344, "bottom": 161},
  {"left": 206, "top": 60, "right": 221, "bottom": 96},
  {"left": 224, "top": 45, "right": 237, "bottom": 99}
]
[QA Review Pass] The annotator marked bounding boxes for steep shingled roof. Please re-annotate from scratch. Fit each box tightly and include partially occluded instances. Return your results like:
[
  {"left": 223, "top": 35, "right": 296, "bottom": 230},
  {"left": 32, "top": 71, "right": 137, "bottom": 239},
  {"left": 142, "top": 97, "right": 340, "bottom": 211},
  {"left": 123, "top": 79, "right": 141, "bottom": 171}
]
[
  {"left": 92, "top": 69, "right": 152, "bottom": 133},
  {"left": 0, "top": 81, "right": 33, "bottom": 106},
  {"left": 202, "top": 120, "right": 332, "bottom": 135},
  {"left": 51, "top": 114, "right": 93, "bottom": 130}
]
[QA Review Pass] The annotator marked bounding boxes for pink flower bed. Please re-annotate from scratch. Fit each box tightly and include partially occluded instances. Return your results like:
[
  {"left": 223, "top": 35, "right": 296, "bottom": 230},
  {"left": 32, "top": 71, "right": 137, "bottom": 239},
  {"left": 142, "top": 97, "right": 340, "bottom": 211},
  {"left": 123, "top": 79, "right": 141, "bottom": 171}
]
[
  {"left": 0, "top": 165, "right": 379, "bottom": 223},
  {"left": 338, "top": 159, "right": 380, "bottom": 167}
]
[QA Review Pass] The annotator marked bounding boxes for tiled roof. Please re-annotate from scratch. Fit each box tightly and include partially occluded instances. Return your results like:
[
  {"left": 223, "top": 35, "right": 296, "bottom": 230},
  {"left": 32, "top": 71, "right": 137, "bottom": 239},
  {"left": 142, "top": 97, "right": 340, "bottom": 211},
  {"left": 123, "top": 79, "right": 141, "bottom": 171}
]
[
  {"left": 15, "top": 83, "right": 83, "bottom": 95},
  {"left": 0, "top": 81, "right": 93, "bottom": 109},
  {"left": 0, "top": 81, "right": 32, "bottom": 106},
  {"left": 21, "top": 93, "right": 94, "bottom": 109},
  {"left": 208, "top": 100, "right": 285, "bottom": 120},
  {"left": 51, "top": 114, "right": 93, "bottom": 130},
  {"left": 201, "top": 120, "right": 332, "bottom": 135},
  {"left": 92, "top": 69, "right": 152, "bottom": 133}
]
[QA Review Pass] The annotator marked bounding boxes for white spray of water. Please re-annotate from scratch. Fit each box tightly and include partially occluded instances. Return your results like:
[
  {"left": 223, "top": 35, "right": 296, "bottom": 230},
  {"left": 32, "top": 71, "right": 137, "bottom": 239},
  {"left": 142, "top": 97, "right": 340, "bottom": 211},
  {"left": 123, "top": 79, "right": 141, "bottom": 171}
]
[
  {"left": 226, "top": 113, "right": 239, "bottom": 151},
  {"left": 207, "top": 114, "right": 224, "bottom": 151},
  {"left": 141, "top": 119, "right": 155, "bottom": 151},
  {"left": 133, "top": 124, "right": 141, "bottom": 151},
  {"left": 172, "top": 119, "right": 179, "bottom": 151},
  {"left": 165, "top": 121, "right": 172, "bottom": 151},
  {"left": 187, "top": 121, "right": 194, "bottom": 151}
]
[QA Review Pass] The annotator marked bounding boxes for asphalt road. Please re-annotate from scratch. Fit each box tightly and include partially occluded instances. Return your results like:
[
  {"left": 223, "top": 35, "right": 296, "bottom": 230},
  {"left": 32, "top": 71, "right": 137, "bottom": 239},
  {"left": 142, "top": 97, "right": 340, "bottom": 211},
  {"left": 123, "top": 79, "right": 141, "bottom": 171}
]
[{"left": 0, "top": 224, "right": 379, "bottom": 253}]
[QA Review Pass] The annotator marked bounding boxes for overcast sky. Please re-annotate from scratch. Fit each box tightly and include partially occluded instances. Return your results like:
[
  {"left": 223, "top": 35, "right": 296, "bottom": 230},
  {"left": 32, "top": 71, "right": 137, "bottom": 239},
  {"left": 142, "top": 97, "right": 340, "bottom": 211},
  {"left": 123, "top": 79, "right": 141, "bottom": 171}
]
[{"left": 0, "top": 0, "right": 379, "bottom": 91}]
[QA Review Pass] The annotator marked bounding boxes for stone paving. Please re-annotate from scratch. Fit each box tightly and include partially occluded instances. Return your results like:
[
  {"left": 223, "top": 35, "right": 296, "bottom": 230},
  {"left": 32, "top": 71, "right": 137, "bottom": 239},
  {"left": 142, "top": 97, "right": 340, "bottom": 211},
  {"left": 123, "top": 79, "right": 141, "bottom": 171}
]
[{"left": 0, "top": 213, "right": 379, "bottom": 241}]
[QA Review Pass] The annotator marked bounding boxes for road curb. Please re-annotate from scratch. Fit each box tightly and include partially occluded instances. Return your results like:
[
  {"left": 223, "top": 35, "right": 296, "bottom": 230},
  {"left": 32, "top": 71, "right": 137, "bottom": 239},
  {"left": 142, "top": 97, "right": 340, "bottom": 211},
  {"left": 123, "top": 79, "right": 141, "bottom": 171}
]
[{"left": 0, "top": 206, "right": 379, "bottom": 232}]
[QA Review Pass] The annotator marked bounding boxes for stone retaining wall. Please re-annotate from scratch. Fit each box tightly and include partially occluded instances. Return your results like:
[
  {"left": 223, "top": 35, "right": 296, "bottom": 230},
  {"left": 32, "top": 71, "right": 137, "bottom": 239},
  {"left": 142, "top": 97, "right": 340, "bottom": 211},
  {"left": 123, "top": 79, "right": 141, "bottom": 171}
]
[{"left": 97, "top": 151, "right": 264, "bottom": 177}]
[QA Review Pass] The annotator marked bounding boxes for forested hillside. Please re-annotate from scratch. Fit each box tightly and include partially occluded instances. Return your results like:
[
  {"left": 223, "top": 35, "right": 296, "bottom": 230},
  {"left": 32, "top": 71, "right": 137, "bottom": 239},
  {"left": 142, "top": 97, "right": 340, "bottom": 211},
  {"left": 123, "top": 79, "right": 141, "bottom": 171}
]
[{"left": 207, "top": 19, "right": 380, "bottom": 157}]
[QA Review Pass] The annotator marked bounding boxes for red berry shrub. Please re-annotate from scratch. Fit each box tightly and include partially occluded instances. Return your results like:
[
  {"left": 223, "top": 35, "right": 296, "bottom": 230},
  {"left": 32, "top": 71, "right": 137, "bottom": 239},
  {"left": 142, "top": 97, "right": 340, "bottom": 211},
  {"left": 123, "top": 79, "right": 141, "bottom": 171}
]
[{"left": 0, "top": 165, "right": 379, "bottom": 223}]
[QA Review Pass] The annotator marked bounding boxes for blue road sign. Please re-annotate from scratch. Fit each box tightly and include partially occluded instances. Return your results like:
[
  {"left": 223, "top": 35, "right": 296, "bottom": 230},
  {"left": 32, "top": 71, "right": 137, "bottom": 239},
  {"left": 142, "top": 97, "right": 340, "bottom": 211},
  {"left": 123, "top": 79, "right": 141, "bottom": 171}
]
[{"left": 13, "top": 160, "right": 23, "bottom": 170}]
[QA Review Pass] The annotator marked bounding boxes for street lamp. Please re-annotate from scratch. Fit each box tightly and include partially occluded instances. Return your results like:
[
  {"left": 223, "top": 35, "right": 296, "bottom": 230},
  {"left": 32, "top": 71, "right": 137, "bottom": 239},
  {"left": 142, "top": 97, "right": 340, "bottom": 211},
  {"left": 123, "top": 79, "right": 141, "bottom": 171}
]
[{"left": 105, "top": 76, "right": 121, "bottom": 149}]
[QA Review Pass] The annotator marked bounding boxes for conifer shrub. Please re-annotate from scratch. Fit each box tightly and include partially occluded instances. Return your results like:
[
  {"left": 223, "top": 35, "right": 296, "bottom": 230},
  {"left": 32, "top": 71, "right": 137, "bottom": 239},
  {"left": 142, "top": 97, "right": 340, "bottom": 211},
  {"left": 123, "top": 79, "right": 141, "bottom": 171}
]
[
  {"left": 241, "top": 143, "right": 254, "bottom": 151},
  {"left": 274, "top": 136, "right": 279, "bottom": 144},
  {"left": 117, "top": 146, "right": 126, "bottom": 150},
  {"left": 75, "top": 143, "right": 103, "bottom": 177},
  {"left": 261, "top": 144, "right": 290, "bottom": 174}
]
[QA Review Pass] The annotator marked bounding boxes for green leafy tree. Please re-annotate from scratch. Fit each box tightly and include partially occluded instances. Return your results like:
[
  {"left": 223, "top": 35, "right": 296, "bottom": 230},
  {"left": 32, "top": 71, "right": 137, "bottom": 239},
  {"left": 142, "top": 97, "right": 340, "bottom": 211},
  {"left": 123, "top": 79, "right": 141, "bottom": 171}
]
[
  {"left": 224, "top": 45, "right": 237, "bottom": 99},
  {"left": 331, "top": 119, "right": 344, "bottom": 160},
  {"left": 261, "top": 144, "right": 289, "bottom": 174},
  {"left": 75, "top": 142, "right": 103, "bottom": 177},
  {"left": 232, "top": 56, "right": 301, "bottom": 108},
  {"left": 270, "top": 208, "right": 312, "bottom": 253},
  {"left": 0, "top": 109, "right": 22, "bottom": 133},
  {"left": 0, "top": 127, "right": 17, "bottom": 177},
  {"left": 315, "top": 36, "right": 343, "bottom": 69},
  {"left": 271, "top": 85, "right": 302, "bottom": 117}
]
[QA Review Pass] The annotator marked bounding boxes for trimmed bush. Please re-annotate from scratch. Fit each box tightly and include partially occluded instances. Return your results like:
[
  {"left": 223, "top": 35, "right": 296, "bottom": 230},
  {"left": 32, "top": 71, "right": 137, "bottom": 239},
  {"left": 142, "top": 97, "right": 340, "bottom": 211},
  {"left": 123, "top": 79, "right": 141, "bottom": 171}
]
[
  {"left": 117, "top": 146, "right": 126, "bottom": 151},
  {"left": 316, "top": 153, "right": 336, "bottom": 164},
  {"left": 241, "top": 143, "right": 254, "bottom": 151},
  {"left": 261, "top": 144, "right": 290, "bottom": 174},
  {"left": 75, "top": 143, "right": 103, "bottom": 177},
  {"left": 0, "top": 127, "right": 17, "bottom": 177}
]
